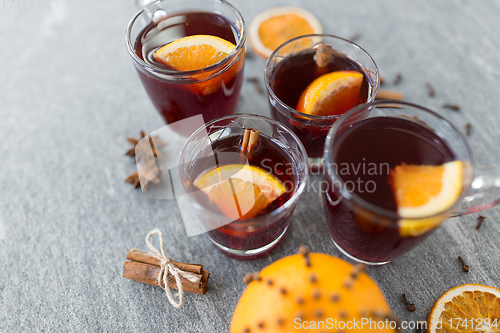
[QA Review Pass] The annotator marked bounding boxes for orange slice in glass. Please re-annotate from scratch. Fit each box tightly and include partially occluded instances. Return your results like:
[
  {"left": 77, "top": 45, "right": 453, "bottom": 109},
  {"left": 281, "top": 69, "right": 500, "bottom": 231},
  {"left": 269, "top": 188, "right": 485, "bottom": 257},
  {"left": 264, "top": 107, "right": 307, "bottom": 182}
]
[
  {"left": 249, "top": 6, "right": 323, "bottom": 59},
  {"left": 153, "top": 35, "right": 240, "bottom": 95},
  {"left": 193, "top": 164, "right": 286, "bottom": 220},
  {"left": 427, "top": 284, "right": 500, "bottom": 333},
  {"left": 389, "top": 161, "right": 463, "bottom": 237},
  {"left": 154, "top": 34, "right": 235, "bottom": 70},
  {"left": 296, "top": 71, "right": 364, "bottom": 116}
]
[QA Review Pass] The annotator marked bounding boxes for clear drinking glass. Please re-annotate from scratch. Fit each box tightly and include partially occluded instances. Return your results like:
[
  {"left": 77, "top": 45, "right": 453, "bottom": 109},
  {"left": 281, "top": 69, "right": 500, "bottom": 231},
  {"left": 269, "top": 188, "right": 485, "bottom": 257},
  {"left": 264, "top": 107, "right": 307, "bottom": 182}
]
[
  {"left": 322, "top": 101, "right": 500, "bottom": 264},
  {"left": 126, "top": 0, "right": 246, "bottom": 137},
  {"left": 264, "top": 34, "right": 379, "bottom": 167},
  {"left": 178, "top": 114, "right": 308, "bottom": 259}
]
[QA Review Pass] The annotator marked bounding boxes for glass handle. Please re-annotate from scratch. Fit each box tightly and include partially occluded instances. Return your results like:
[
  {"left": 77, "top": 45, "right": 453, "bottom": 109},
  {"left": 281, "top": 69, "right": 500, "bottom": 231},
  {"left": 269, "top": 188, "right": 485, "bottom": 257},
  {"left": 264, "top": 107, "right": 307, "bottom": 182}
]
[{"left": 453, "top": 165, "right": 500, "bottom": 216}]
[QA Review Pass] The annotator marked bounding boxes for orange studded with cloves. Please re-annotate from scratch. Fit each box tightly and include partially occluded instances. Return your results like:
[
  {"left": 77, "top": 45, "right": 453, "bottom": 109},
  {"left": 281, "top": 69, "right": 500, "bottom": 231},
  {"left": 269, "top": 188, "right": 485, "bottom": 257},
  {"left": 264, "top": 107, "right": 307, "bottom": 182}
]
[{"left": 230, "top": 249, "right": 397, "bottom": 332}]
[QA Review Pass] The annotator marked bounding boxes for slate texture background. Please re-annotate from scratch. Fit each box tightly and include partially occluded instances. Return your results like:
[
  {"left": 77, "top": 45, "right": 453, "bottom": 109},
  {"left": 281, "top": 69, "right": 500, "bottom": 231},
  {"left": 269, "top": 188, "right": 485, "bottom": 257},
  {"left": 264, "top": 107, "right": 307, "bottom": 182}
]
[{"left": 1, "top": 0, "right": 500, "bottom": 332}]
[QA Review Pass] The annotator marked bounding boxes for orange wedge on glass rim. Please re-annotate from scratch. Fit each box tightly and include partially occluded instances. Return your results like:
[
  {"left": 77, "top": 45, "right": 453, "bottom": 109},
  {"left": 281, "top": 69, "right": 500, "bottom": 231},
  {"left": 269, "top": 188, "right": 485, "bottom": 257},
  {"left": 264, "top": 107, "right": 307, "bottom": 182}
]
[
  {"left": 249, "top": 6, "right": 323, "bottom": 59},
  {"left": 296, "top": 70, "right": 364, "bottom": 116},
  {"left": 427, "top": 284, "right": 500, "bottom": 333},
  {"left": 153, "top": 34, "right": 242, "bottom": 95},
  {"left": 193, "top": 164, "right": 286, "bottom": 220},
  {"left": 389, "top": 160, "right": 463, "bottom": 237}
]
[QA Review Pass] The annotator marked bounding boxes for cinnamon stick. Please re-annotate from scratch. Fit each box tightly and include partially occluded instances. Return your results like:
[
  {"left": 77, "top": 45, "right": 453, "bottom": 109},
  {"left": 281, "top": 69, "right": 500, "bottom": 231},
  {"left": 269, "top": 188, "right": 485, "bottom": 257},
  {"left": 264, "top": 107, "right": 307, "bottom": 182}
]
[
  {"left": 127, "top": 249, "right": 203, "bottom": 274},
  {"left": 375, "top": 89, "right": 404, "bottom": 101},
  {"left": 240, "top": 128, "right": 259, "bottom": 163},
  {"left": 123, "top": 261, "right": 210, "bottom": 295},
  {"left": 123, "top": 249, "right": 210, "bottom": 295},
  {"left": 314, "top": 43, "right": 332, "bottom": 77}
]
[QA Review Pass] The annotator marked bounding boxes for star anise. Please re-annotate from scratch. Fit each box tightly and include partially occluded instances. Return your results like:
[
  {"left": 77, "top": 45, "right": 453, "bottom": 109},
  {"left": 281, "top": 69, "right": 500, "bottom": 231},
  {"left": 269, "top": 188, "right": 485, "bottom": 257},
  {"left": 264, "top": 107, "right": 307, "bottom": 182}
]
[
  {"left": 125, "top": 159, "right": 164, "bottom": 191},
  {"left": 125, "top": 130, "right": 167, "bottom": 161},
  {"left": 125, "top": 130, "right": 167, "bottom": 190},
  {"left": 125, "top": 171, "right": 140, "bottom": 189}
]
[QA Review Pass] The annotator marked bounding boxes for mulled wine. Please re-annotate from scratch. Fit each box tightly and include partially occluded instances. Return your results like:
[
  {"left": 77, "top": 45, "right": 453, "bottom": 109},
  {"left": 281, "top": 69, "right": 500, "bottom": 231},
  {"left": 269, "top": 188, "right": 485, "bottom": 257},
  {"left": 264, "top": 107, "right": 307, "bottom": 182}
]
[
  {"left": 323, "top": 116, "right": 457, "bottom": 263},
  {"left": 127, "top": 3, "right": 245, "bottom": 136},
  {"left": 265, "top": 35, "right": 378, "bottom": 159},
  {"left": 189, "top": 133, "right": 296, "bottom": 259},
  {"left": 179, "top": 115, "right": 308, "bottom": 260}
]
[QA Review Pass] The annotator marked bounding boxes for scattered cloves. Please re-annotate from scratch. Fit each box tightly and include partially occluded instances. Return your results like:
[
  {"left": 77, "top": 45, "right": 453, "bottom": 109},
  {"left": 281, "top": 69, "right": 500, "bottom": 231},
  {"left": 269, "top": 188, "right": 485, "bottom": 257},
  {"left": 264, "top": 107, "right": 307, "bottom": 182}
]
[
  {"left": 476, "top": 215, "right": 486, "bottom": 230},
  {"left": 466, "top": 122, "right": 472, "bottom": 136},
  {"left": 426, "top": 83, "right": 435, "bottom": 97},
  {"left": 394, "top": 73, "right": 402, "bottom": 85},
  {"left": 402, "top": 293, "right": 416, "bottom": 311},
  {"left": 443, "top": 103, "right": 460, "bottom": 111},
  {"left": 458, "top": 256, "right": 470, "bottom": 272}
]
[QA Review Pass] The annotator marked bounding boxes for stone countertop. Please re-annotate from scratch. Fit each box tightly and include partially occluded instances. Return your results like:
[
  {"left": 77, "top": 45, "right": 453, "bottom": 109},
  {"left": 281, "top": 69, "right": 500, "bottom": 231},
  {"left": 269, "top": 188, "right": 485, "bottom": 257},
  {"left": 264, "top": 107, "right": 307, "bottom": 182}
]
[{"left": 1, "top": 0, "right": 500, "bottom": 331}]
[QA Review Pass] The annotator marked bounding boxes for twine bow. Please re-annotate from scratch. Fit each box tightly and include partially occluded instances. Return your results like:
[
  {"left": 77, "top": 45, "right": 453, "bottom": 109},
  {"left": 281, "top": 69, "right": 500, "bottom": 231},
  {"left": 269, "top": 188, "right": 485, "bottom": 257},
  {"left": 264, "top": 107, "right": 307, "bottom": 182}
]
[{"left": 145, "top": 229, "right": 198, "bottom": 308}]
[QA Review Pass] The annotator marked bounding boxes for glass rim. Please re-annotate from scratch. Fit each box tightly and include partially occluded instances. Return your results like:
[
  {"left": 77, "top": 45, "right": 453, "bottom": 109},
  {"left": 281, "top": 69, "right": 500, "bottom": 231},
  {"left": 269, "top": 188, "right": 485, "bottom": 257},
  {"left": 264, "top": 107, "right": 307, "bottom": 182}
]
[
  {"left": 264, "top": 33, "right": 380, "bottom": 121},
  {"left": 179, "top": 113, "right": 309, "bottom": 228},
  {"left": 323, "top": 100, "right": 474, "bottom": 221},
  {"left": 125, "top": 0, "right": 246, "bottom": 80}
]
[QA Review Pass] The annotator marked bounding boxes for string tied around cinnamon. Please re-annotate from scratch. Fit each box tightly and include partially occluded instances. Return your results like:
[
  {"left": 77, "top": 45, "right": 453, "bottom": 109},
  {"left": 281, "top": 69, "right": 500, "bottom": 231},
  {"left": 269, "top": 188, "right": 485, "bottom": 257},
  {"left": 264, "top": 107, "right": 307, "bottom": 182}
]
[{"left": 144, "top": 229, "right": 199, "bottom": 308}]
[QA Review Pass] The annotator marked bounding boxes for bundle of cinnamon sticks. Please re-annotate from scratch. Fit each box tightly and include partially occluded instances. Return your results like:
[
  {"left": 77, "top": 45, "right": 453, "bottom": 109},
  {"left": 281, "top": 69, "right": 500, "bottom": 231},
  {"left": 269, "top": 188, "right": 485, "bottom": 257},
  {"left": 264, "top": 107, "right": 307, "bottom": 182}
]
[{"left": 123, "top": 249, "right": 210, "bottom": 295}]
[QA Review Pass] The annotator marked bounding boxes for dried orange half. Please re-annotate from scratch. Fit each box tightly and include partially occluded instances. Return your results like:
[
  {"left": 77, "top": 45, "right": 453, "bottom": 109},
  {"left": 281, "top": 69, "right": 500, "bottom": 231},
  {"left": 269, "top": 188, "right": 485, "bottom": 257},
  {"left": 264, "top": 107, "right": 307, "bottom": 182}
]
[
  {"left": 193, "top": 164, "right": 286, "bottom": 220},
  {"left": 389, "top": 160, "right": 463, "bottom": 237},
  {"left": 296, "top": 71, "right": 364, "bottom": 116},
  {"left": 427, "top": 284, "right": 500, "bottom": 333},
  {"left": 153, "top": 35, "right": 241, "bottom": 95},
  {"left": 249, "top": 6, "right": 323, "bottom": 59}
]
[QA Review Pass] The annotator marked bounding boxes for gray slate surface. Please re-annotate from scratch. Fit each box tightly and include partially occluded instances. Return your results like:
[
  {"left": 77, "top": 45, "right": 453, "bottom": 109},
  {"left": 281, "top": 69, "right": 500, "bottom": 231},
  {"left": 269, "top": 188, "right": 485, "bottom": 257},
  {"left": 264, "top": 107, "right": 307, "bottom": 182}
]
[{"left": 1, "top": 0, "right": 500, "bottom": 332}]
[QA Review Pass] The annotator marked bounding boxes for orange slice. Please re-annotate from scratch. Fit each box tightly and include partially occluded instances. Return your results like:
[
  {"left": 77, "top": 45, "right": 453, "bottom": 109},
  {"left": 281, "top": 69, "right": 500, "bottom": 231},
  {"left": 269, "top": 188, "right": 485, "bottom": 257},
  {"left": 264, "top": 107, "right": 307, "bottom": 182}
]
[
  {"left": 249, "top": 6, "right": 323, "bottom": 59},
  {"left": 153, "top": 35, "right": 241, "bottom": 95},
  {"left": 389, "top": 161, "right": 463, "bottom": 237},
  {"left": 296, "top": 70, "right": 364, "bottom": 116},
  {"left": 427, "top": 284, "right": 500, "bottom": 333},
  {"left": 193, "top": 164, "right": 286, "bottom": 220},
  {"left": 154, "top": 34, "right": 235, "bottom": 71}
]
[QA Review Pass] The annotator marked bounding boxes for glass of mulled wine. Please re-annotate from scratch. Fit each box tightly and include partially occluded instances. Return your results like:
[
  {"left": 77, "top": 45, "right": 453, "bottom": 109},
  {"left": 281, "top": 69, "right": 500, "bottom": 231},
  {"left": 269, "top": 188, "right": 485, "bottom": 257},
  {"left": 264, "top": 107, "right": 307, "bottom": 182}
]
[
  {"left": 322, "top": 101, "right": 500, "bottom": 264},
  {"left": 126, "top": 0, "right": 246, "bottom": 137},
  {"left": 178, "top": 114, "right": 308, "bottom": 259},
  {"left": 264, "top": 34, "right": 379, "bottom": 167}
]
